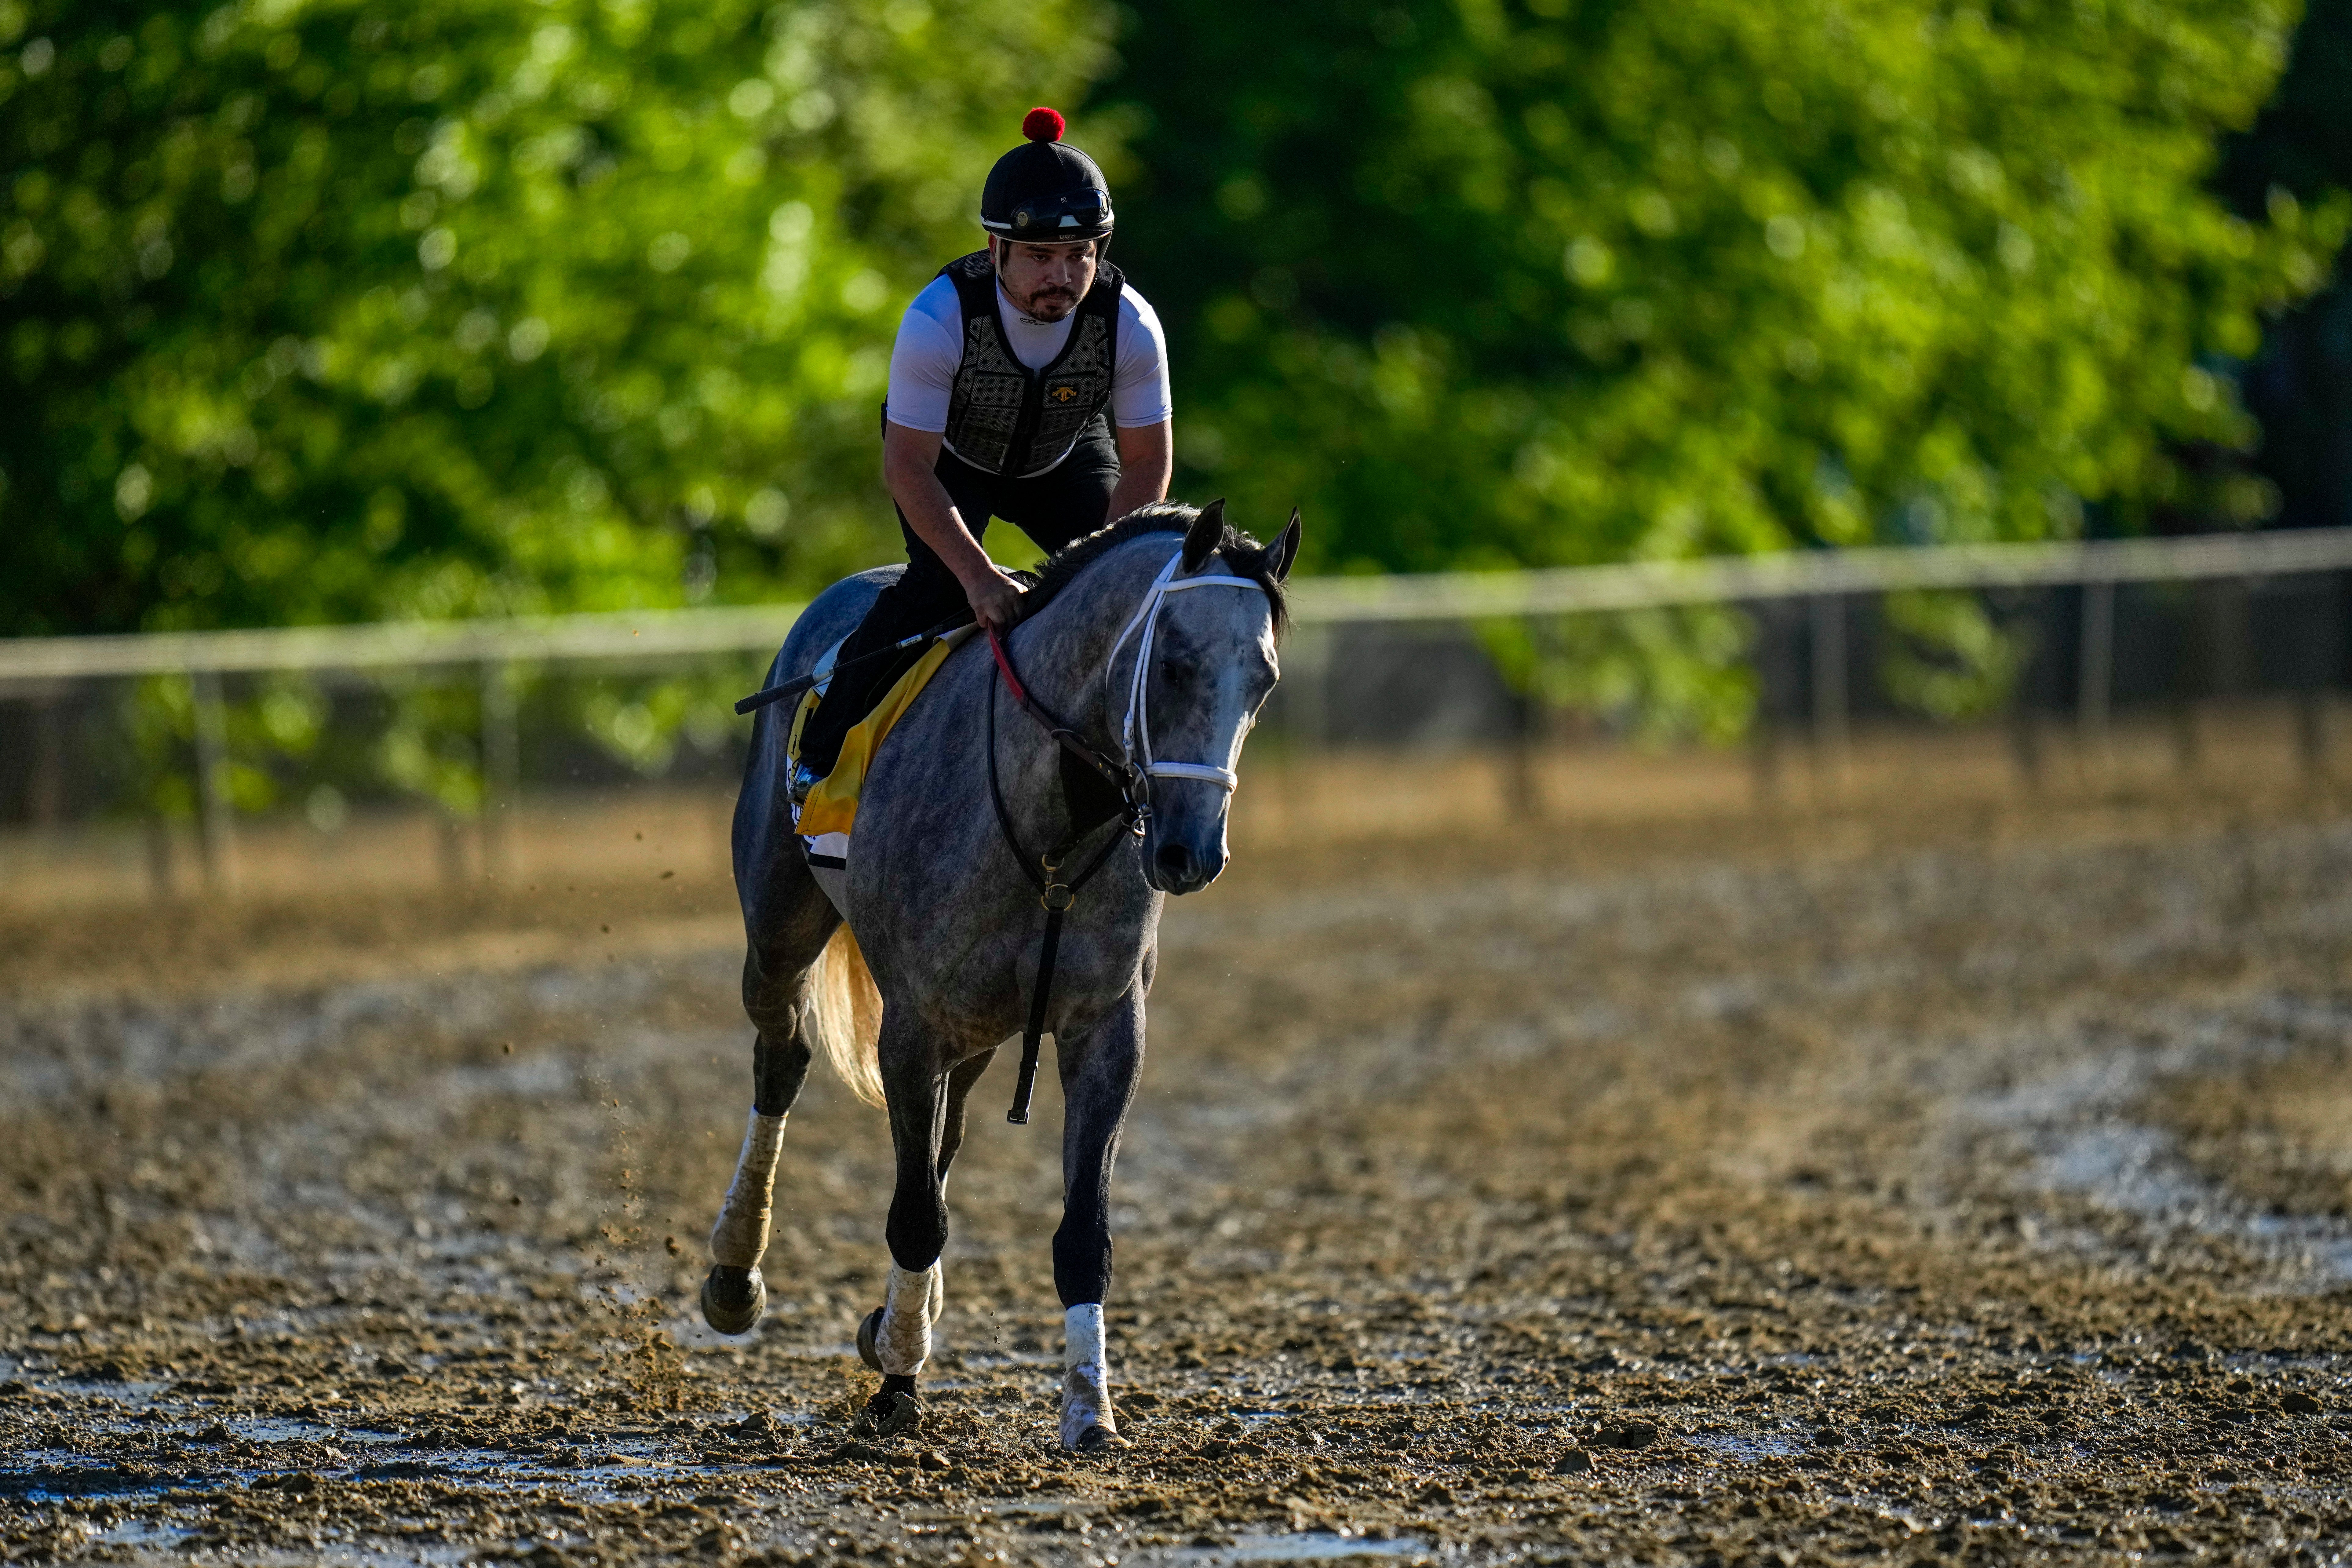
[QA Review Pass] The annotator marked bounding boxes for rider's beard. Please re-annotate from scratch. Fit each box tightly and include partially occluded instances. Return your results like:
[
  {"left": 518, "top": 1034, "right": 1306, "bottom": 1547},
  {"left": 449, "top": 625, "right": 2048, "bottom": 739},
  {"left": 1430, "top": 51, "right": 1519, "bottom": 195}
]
[{"left": 1016, "top": 283, "right": 1080, "bottom": 321}]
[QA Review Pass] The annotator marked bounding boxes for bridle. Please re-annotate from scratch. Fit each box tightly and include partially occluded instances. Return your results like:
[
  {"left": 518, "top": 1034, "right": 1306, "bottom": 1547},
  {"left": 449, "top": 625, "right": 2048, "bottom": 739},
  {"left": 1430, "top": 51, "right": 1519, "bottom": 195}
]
[
  {"left": 1102, "top": 549, "right": 1265, "bottom": 794},
  {"left": 984, "top": 544, "right": 1268, "bottom": 828},
  {"left": 983, "top": 544, "right": 1269, "bottom": 1125}
]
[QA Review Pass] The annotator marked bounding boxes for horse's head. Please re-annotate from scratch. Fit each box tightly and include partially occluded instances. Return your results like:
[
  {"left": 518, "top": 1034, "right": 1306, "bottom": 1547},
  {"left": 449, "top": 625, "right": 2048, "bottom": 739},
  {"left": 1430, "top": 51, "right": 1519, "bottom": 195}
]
[{"left": 1121, "top": 500, "right": 1301, "bottom": 895}]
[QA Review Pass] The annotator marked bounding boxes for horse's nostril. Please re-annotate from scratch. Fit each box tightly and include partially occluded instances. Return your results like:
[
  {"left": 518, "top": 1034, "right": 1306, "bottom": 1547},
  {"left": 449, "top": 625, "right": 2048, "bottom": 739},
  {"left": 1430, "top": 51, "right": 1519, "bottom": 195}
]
[{"left": 1154, "top": 843, "right": 1198, "bottom": 885}]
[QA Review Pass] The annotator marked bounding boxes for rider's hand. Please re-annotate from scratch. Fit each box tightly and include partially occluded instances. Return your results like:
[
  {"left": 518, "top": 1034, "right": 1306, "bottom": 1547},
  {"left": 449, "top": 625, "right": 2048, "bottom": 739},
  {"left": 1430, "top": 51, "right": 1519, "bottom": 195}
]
[{"left": 963, "top": 568, "right": 1026, "bottom": 633}]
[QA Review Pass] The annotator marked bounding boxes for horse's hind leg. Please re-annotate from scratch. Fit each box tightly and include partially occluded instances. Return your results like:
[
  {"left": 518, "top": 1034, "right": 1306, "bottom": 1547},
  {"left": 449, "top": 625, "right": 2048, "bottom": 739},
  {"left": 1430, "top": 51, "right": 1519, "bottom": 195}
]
[
  {"left": 700, "top": 874, "right": 839, "bottom": 1335},
  {"left": 1053, "top": 986, "right": 1146, "bottom": 1452}
]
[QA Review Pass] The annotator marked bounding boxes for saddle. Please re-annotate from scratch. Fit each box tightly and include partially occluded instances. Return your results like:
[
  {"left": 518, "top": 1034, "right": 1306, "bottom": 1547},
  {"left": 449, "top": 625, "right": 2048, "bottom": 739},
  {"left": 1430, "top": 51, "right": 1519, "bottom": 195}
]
[
  {"left": 787, "top": 571, "right": 1121, "bottom": 917},
  {"left": 788, "top": 627, "right": 977, "bottom": 913}
]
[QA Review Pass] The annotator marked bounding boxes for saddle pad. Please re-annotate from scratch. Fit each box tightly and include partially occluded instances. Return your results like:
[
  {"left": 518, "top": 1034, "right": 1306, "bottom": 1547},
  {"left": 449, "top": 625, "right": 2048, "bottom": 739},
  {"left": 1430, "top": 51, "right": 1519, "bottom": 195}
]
[{"left": 788, "top": 625, "right": 979, "bottom": 910}]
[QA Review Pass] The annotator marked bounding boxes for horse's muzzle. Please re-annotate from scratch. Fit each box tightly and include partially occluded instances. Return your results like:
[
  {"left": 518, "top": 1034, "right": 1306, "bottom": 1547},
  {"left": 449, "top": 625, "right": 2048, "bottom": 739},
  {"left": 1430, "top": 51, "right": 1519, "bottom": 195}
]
[{"left": 1147, "top": 840, "right": 1223, "bottom": 895}]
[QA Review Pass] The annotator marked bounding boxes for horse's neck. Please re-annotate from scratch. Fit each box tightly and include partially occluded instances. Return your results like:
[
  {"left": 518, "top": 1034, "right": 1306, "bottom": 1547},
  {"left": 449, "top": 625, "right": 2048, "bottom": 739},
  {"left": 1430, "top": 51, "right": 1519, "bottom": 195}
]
[{"left": 1012, "top": 540, "right": 1173, "bottom": 736}]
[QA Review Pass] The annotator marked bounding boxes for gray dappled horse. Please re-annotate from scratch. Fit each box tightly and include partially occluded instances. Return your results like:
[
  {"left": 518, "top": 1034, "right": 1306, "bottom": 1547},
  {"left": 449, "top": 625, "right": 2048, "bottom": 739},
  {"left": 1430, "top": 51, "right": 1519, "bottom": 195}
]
[{"left": 701, "top": 500, "right": 1299, "bottom": 1450}]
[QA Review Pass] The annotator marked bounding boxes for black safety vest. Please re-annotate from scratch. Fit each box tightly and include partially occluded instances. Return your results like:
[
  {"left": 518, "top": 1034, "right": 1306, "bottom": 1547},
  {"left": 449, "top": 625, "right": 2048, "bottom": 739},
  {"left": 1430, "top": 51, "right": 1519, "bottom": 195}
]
[{"left": 936, "top": 250, "right": 1123, "bottom": 477}]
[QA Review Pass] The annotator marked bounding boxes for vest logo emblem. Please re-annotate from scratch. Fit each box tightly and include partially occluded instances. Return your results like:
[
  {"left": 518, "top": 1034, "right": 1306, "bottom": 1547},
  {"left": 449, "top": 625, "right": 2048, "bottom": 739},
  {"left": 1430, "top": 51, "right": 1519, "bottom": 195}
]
[{"left": 1047, "top": 381, "right": 1082, "bottom": 405}]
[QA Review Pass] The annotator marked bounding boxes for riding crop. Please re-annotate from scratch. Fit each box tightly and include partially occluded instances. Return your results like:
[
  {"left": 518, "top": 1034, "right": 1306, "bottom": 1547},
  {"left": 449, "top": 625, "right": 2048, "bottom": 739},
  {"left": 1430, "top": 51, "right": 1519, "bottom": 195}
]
[{"left": 733, "top": 613, "right": 972, "bottom": 715}]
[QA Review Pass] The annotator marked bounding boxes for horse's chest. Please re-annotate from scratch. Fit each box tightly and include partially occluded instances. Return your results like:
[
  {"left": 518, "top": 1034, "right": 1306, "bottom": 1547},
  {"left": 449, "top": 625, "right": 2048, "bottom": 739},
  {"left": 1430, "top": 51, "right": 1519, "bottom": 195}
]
[{"left": 872, "top": 900, "right": 1152, "bottom": 1046}]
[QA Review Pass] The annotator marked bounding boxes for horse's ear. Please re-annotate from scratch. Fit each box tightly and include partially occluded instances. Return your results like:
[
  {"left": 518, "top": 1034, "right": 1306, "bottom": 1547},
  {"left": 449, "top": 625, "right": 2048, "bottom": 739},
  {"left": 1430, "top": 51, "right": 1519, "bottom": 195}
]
[
  {"left": 1182, "top": 498, "right": 1226, "bottom": 573},
  {"left": 1265, "top": 507, "right": 1302, "bottom": 582}
]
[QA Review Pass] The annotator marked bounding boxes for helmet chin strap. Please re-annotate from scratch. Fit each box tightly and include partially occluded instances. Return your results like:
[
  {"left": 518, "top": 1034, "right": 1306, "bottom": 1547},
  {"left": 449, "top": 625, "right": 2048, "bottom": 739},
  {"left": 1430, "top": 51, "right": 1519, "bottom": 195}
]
[{"left": 1104, "top": 548, "right": 1268, "bottom": 794}]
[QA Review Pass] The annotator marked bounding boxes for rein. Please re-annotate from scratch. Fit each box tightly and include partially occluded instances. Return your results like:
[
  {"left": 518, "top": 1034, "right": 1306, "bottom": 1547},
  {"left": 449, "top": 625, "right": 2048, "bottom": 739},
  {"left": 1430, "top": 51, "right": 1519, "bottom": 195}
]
[
  {"left": 984, "top": 644, "right": 1141, "bottom": 1125},
  {"left": 985, "top": 548, "right": 1267, "bottom": 1124},
  {"left": 984, "top": 627, "right": 1142, "bottom": 806}
]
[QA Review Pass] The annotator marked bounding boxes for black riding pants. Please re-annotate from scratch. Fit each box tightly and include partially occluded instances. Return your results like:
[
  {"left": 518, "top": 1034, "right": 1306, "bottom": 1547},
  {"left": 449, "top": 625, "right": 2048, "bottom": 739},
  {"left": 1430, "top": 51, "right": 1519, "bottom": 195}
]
[{"left": 795, "top": 417, "right": 1119, "bottom": 778}]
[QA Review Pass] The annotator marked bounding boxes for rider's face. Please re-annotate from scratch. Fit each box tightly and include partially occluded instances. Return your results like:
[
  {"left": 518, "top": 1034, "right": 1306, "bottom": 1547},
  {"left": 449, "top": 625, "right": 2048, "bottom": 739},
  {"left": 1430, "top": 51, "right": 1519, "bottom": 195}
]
[{"left": 993, "top": 239, "right": 1099, "bottom": 322}]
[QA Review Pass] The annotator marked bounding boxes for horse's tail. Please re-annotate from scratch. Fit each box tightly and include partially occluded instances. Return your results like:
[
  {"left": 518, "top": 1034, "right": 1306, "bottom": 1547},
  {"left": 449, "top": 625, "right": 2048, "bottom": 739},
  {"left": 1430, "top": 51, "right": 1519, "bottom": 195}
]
[{"left": 809, "top": 924, "right": 885, "bottom": 1107}]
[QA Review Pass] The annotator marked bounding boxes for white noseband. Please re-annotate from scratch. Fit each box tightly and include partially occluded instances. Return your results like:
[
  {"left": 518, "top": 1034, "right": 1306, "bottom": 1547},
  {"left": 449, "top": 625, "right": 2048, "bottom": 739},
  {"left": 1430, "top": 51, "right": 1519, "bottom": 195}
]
[{"left": 1104, "top": 549, "right": 1268, "bottom": 793}]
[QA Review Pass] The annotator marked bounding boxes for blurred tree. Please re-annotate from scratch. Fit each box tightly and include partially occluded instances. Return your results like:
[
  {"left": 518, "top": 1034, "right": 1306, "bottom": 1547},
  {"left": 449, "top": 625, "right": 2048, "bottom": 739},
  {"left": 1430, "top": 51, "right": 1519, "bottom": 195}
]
[
  {"left": 1095, "top": 0, "right": 2346, "bottom": 578},
  {"left": 6, "top": 0, "right": 2343, "bottom": 757},
  {"left": 0, "top": 0, "right": 1109, "bottom": 636},
  {"left": 2219, "top": 0, "right": 2352, "bottom": 532}
]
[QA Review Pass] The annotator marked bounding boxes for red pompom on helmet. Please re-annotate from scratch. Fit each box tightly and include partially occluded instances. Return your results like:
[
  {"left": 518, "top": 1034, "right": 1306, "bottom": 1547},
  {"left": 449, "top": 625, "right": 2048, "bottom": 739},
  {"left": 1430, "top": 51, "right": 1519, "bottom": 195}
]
[{"left": 982, "top": 108, "right": 1112, "bottom": 242}]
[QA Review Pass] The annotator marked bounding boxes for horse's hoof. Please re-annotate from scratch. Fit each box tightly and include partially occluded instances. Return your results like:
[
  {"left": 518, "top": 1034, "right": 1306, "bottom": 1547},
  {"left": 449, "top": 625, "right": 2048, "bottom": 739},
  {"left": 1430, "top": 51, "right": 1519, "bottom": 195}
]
[
  {"left": 850, "top": 1388, "right": 920, "bottom": 1440},
  {"left": 700, "top": 1265, "right": 767, "bottom": 1336},
  {"left": 856, "top": 1306, "right": 885, "bottom": 1373},
  {"left": 1067, "top": 1423, "right": 1128, "bottom": 1453}
]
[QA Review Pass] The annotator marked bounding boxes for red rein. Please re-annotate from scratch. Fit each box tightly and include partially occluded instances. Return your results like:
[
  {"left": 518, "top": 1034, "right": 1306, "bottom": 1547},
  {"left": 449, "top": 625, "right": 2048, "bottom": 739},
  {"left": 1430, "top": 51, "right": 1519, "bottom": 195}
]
[{"left": 986, "top": 625, "right": 1033, "bottom": 709}]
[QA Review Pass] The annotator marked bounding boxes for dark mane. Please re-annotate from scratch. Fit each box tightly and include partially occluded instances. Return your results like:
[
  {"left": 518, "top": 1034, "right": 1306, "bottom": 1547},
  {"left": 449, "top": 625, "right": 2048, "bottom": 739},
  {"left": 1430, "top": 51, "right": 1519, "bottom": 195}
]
[{"left": 1023, "top": 501, "right": 1289, "bottom": 635}]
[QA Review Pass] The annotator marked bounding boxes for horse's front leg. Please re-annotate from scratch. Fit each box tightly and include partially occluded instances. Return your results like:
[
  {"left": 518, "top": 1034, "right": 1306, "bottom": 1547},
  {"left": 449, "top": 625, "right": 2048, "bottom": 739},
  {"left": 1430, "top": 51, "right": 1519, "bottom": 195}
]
[
  {"left": 852, "top": 1014, "right": 952, "bottom": 1436},
  {"left": 1054, "top": 983, "right": 1146, "bottom": 1451}
]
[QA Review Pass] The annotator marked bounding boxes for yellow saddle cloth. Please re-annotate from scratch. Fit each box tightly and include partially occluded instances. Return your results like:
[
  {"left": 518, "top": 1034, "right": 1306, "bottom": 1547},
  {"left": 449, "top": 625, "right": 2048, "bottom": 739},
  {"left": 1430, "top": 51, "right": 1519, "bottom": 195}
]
[{"left": 788, "top": 625, "right": 979, "bottom": 839}]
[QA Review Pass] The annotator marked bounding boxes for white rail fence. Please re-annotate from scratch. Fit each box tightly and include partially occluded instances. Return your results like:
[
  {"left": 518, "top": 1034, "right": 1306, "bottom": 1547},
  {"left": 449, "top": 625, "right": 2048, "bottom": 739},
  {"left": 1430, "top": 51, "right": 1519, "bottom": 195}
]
[
  {"left": 3, "top": 527, "right": 2347, "bottom": 884},
  {"left": 8, "top": 528, "right": 2352, "bottom": 684}
]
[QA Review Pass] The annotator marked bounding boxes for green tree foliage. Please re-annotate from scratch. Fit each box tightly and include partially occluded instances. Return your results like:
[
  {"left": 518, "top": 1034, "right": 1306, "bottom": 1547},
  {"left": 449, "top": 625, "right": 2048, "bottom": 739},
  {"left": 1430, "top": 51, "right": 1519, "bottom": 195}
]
[
  {"left": 1, "top": 0, "right": 1108, "bottom": 636},
  {"left": 6, "top": 0, "right": 2346, "bottom": 757},
  {"left": 1096, "top": 0, "right": 2346, "bottom": 577},
  {"left": 2220, "top": 0, "right": 2352, "bottom": 531}
]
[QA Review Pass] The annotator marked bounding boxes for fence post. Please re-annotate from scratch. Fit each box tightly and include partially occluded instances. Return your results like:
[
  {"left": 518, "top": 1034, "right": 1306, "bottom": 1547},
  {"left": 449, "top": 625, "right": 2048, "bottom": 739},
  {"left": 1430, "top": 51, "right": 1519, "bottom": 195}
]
[
  {"left": 2171, "top": 582, "right": 2204, "bottom": 776},
  {"left": 480, "top": 660, "right": 519, "bottom": 879},
  {"left": 189, "top": 668, "right": 238, "bottom": 891},
  {"left": 28, "top": 693, "right": 65, "bottom": 827},
  {"left": 1810, "top": 592, "right": 1848, "bottom": 790},
  {"left": 2010, "top": 676, "right": 2044, "bottom": 794},
  {"left": 1280, "top": 623, "right": 1333, "bottom": 835},
  {"left": 1996, "top": 588, "right": 2045, "bottom": 793},
  {"left": 1750, "top": 602, "right": 1784, "bottom": 810},
  {"left": 2077, "top": 578, "right": 2113, "bottom": 772},
  {"left": 2297, "top": 671, "right": 2328, "bottom": 781},
  {"left": 145, "top": 814, "right": 175, "bottom": 901},
  {"left": 1534, "top": 614, "right": 1574, "bottom": 819},
  {"left": 1505, "top": 685, "right": 1541, "bottom": 821},
  {"left": 2293, "top": 571, "right": 2336, "bottom": 781}
]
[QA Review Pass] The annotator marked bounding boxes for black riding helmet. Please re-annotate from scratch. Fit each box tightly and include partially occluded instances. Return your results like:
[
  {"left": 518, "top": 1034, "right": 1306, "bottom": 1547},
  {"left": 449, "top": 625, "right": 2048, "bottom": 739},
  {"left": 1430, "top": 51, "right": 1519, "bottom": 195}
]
[{"left": 980, "top": 107, "right": 1114, "bottom": 244}]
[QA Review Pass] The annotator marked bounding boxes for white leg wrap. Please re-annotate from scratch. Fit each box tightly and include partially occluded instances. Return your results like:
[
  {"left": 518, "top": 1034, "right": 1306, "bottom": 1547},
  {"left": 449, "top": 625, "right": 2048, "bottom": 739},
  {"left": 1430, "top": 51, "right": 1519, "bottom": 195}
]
[
  {"left": 1059, "top": 1303, "right": 1115, "bottom": 1447},
  {"left": 708, "top": 1109, "right": 786, "bottom": 1269},
  {"left": 874, "top": 1262, "right": 938, "bottom": 1376}
]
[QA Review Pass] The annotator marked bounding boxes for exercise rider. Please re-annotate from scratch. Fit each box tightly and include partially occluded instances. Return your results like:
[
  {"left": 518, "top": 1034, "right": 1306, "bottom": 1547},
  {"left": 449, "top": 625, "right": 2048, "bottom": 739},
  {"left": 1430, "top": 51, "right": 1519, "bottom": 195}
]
[{"left": 789, "top": 106, "right": 1173, "bottom": 802}]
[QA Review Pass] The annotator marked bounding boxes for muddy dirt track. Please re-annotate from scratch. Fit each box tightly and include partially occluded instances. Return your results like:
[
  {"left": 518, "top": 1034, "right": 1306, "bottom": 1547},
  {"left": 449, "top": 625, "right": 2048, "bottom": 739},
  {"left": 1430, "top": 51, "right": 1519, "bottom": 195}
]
[{"left": 5, "top": 782, "right": 2352, "bottom": 1566}]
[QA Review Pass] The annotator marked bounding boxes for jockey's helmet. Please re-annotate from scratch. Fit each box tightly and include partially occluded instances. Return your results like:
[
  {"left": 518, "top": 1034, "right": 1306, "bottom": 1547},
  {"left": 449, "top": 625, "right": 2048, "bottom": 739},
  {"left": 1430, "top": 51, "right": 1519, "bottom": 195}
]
[{"left": 980, "top": 107, "right": 1114, "bottom": 245}]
